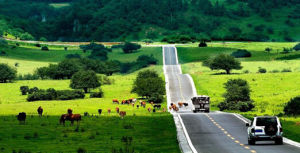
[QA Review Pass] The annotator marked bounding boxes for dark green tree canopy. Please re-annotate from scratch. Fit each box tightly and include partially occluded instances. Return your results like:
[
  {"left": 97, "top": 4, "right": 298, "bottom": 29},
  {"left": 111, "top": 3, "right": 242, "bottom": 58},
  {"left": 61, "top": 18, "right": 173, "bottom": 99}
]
[
  {"left": 132, "top": 70, "right": 165, "bottom": 100},
  {"left": 0, "top": 63, "right": 17, "bottom": 83},
  {"left": 70, "top": 70, "right": 101, "bottom": 93},
  {"left": 122, "top": 42, "right": 141, "bottom": 54},
  {"left": 203, "top": 54, "right": 242, "bottom": 74},
  {"left": 284, "top": 97, "right": 300, "bottom": 116}
]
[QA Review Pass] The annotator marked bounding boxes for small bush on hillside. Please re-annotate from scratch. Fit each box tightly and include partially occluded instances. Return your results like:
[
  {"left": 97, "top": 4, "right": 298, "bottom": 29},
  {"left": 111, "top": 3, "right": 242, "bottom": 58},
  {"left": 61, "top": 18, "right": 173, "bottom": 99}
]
[
  {"left": 20, "top": 86, "right": 29, "bottom": 95},
  {"left": 122, "top": 42, "right": 141, "bottom": 54},
  {"left": 198, "top": 41, "right": 207, "bottom": 47},
  {"left": 282, "top": 47, "right": 293, "bottom": 54},
  {"left": 284, "top": 97, "right": 300, "bottom": 116},
  {"left": 17, "top": 73, "right": 39, "bottom": 80},
  {"left": 265, "top": 47, "right": 272, "bottom": 53},
  {"left": 243, "top": 70, "right": 249, "bottom": 74},
  {"left": 90, "top": 90, "right": 104, "bottom": 98},
  {"left": 271, "top": 69, "right": 279, "bottom": 73},
  {"left": 282, "top": 68, "right": 292, "bottom": 72},
  {"left": 0, "top": 51, "right": 6, "bottom": 56},
  {"left": 28, "top": 87, "right": 39, "bottom": 94},
  {"left": 35, "top": 44, "right": 41, "bottom": 47},
  {"left": 27, "top": 88, "right": 85, "bottom": 102},
  {"left": 98, "top": 75, "right": 114, "bottom": 85},
  {"left": 41, "top": 46, "right": 49, "bottom": 51},
  {"left": 258, "top": 67, "right": 267, "bottom": 73},
  {"left": 231, "top": 49, "right": 251, "bottom": 58},
  {"left": 293, "top": 43, "right": 300, "bottom": 51}
]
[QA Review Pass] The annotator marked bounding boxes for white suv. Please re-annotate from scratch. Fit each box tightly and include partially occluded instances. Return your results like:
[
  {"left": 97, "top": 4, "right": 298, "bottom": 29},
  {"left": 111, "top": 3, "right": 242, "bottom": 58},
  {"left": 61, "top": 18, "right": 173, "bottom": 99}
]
[{"left": 246, "top": 116, "right": 283, "bottom": 145}]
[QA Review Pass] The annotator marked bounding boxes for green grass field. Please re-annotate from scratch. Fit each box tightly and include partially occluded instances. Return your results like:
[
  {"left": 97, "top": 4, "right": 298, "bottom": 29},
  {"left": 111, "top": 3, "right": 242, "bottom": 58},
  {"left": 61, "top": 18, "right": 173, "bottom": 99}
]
[
  {"left": 0, "top": 43, "right": 181, "bottom": 153},
  {"left": 0, "top": 115, "right": 179, "bottom": 153}
]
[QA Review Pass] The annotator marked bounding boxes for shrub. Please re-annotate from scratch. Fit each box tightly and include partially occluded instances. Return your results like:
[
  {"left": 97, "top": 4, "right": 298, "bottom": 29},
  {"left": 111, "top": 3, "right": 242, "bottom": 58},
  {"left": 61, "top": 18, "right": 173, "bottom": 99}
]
[
  {"left": 0, "top": 51, "right": 6, "bottom": 56},
  {"left": 198, "top": 41, "right": 207, "bottom": 47},
  {"left": 293, "top": 43, "right": 300, "bottom": 51},
  {"left": 98, "top": 75, "right": 114, "bottom": 85},
  {"left": 258, "top": 67, "right": 267, "bottom": 73},
  {"left": 136, "top": 54, "right": 158, "bottom": 67},
  {"left": 28, "top": 87, "right": 39, "bottom": 94},
  {"left": 122, "top": 42, "right": 141, "bottom": 54},
  {"left": 237, "top": 101, "right": 255, "bottom": 112},
  {"left": 35, "top": 44, "right": 41, "bottom": 47},
  {"left": 243, "top": 70, "right": 249, "bottom": 74},
  {"left": 231, "top": 49, "right": 251, "bottom": 58},
  {"left": 41, "top": 46, "right": 49, "bottom": 51},
  {"left": 265, "top": 47, "right": 272, "bottom": 53},
  {"left": 0, "top": 63, "right": 17, "bottom": 83},
  {"left": 284, "top": 97, "right": 300, "bottom": 116},
  {"left": 90, "top": 90, "right": 104, "bottom": 98},
  {"left": 282, "top": 68, "right": 292, "bottom": 72},
  {"left": 77, "top": 148, "right": 87, "bottom": 153},
  {"left": 17, "top": 73, "right": 39, "bottom": 80},
  {"left": 271, "top": 69, "right": 279, "bottom": 73},
  {"left": 148, "top": 93, "right": 164, "bottom": 103},
  {"left": 20, "top": 86, "right": 29, "bottom": 95},
  {"left": 27, "top": 88, "right": 85, "bottom": 102}
]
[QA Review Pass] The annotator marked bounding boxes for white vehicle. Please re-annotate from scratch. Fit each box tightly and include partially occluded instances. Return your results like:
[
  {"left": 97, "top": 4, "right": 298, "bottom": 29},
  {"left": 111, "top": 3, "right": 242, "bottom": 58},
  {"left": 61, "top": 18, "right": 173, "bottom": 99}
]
[
  {"left": 246, "top": 116, "right": 283, "bottom": 145},
  {"left": 191, "top": 96, "right": 210, "bottom": 113}
]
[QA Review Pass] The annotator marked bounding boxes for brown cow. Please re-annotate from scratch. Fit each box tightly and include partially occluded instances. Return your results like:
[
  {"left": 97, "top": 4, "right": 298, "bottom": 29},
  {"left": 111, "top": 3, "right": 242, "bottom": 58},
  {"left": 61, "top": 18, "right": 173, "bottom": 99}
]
[
  {"left": 116, "top": 107, "right": 120, "bottom": 113},
  {"left": 132, "top": 103, "right": 135, "bottom": 107},
  {"left": 178, "top": 102, "right": 183, "bottom": 108},
  {"left": 163, "top": 108, "right": 166, "bottom": 112},
  {"left": 141, "top": 101, "right": 146, "bottom": 108},
  {"left": 119, "top": 111, "right": 126, "bottom": 119},
  {"left": 37, "top": 106, "right": 43, "bottom": 117},
  {"left": 108, "top": 108, "right": 111, "bottom": 114},
  {"left": 147, "top": 107, "right": 151, "bottom": 112},
  {"left": 112, "top": 99, "right": 119, "bottom": 104}
]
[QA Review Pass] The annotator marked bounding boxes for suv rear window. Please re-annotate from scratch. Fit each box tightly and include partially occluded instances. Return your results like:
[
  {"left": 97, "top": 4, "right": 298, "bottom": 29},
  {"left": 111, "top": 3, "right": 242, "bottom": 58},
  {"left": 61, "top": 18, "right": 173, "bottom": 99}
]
[{"left": 256, "top": 117, "right": 277, "bottom": 126}]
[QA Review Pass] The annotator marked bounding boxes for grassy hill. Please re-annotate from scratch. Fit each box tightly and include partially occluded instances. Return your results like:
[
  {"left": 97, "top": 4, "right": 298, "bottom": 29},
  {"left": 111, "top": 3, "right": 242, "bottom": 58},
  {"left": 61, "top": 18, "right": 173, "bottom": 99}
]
[{"left": 0, "top": 0, "right": 299, "bottom": 42}]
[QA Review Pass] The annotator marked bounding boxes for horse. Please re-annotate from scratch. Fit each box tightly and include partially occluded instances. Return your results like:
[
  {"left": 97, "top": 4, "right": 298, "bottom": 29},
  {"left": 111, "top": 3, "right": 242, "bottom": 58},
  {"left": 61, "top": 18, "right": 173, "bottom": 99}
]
[{"left": 60, "top": 114, "right": 81, "bottom": 126}]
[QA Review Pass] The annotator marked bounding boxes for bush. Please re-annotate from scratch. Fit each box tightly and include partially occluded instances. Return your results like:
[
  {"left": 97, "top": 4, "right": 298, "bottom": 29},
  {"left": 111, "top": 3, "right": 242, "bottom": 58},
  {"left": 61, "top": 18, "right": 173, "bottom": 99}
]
[
  {"left": 20, "top": 86, "right": 29, "bottom": 95},
  {"left": 0, "top": 51, "right": 6, "bottom": 56},
  {"left": 284, "top": 97, "right": 300, "bottom": 116},
  {"left": 258, "top": 67, "right": 267, "bottom": 73},
  {"left": 0, "top": 63, "right": 17, "bottom": 83},
  {"left": 41, "top": 46, "right": 49, "bottom": 51},
  {"left": 136, "top": 54, "right": 158, "bottom": 68},
  {"left": 282, "top": 68, "right": 292, "bottom": 72},
  {"left": 237, "top": 101, "right": 255, "bottom": 112},
  {"left": 271, "top": 69, "right": 279, "bottom": 73},
  {"left": 243, "top": 70, "right": 249, "bottom": 74},
  {"left": 90, "top": 90, "right": 104, "bottom": 98},
  {"left": 293, "top": 43, "right": 300, "bottom": 51},
  {"left": 98, "top": 75, "right": 114, "bottom": 85},
  {"left": 35, "top": 44, "right": 41, "bottom": 47},
  {"left": 122, "top": 42, "right": 141, "bottom": 54},
  {"left": 27, "top": 88, "right": 85, "bottom": 102},
  {"left": 28, "top": 87, "right": 39, "bottom": 94},
  {"left": 148, "top": 93, "right": 163, "bottom": 103},
  {"left": 17, "top": 73, "right": 39, "bottom": 80},
  {"left": 265, "top": 47, "right": 272, "bottom": 53},
  {"left": 198, "top": 41, "right": 207, "bottom": 47},
  {"left": 231, "top": 49, "right": 251, "bottom": 58}
]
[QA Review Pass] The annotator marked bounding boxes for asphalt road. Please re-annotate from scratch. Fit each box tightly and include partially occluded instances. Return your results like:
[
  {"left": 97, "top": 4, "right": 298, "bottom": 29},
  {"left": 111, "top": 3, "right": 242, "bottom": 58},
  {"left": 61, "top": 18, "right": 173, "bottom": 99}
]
[{"left": 163, "top": 46, "right": 300, "bottom": 153}]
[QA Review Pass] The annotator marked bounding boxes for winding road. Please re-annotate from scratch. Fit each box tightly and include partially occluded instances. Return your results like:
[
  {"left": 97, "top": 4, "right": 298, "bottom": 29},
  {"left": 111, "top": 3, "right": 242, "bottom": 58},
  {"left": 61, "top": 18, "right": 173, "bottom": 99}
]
[{"left": 163, "top": 46, "right": 300, "bottom": 153}]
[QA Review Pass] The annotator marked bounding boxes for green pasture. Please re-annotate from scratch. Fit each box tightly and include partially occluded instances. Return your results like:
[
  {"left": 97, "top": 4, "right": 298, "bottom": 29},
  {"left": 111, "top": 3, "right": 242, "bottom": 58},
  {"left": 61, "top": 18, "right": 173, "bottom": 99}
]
[{"left": 0, "top": 115, "right": 180, "bottom": 153}]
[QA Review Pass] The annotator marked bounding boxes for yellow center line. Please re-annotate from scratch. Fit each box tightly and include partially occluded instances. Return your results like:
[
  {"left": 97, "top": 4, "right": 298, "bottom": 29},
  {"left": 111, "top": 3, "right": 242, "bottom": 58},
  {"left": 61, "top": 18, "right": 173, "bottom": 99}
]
[{"left": 205, "top": 114, "right": 256, "bottom": 153}]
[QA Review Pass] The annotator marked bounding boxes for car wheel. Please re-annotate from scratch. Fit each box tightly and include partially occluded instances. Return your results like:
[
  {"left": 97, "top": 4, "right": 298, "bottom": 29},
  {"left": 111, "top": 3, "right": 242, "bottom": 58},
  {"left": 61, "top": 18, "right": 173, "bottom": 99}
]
[
  {"left": 275, "top": 138, "right": 283, "bottom": 145},
  {"left": 248, "top": 139, "right": 255, "bottom": 145},
  {"left": 205, "top": 109, "right": 210, "bottom": 113}
]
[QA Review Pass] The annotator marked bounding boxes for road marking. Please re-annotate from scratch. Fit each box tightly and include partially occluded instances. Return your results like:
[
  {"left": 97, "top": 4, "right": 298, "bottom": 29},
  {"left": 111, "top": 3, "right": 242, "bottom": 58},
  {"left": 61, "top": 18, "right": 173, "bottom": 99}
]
[
  {"left": 178, "top": 114, "right": 198, "bottom": 153},
  {"left": 205, "top": 114, "right": 256, "bottom": 153}
]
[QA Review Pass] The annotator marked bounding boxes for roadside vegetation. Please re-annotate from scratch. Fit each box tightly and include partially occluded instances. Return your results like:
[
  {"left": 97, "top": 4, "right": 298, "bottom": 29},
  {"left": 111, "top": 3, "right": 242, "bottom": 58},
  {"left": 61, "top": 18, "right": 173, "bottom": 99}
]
[{"left": 179, "top": 42, "right": 300, "bottom": 142}]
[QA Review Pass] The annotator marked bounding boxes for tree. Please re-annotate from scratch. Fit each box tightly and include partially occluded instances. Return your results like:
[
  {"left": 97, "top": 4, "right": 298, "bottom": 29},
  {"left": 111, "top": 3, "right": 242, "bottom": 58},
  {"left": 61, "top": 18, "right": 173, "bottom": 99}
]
[
  {"left": 198, "top": 40, "right": 207, "bottom": 47},
  {"left": 57, "top": 59, "right": 81, "bottom": 79},
  {"left": 122, "top": 42, "right": 141, "bottom": 54},
  {"left": 131, "top": 70, "right": 165, "bottom": 102},
  {"left": 104, "top": 60, "right": 120, "bottom": 76},
  {"left": 0, "top": 63, "right": 17, "bottom": 83},
  {"left": 284, "top": 97, "right": 300, "bottom": 116},
  {"left": 203, "top": 54, "right": 242, "bottom": 74},
  {"left": 218, "top": 79, "right": 254, "bottom": 112},
  {"left": 70, "top": 70, "right": 101, "bottom": 93},
  {"left": 293, "top": 43, "right": 300, "bottom": 51},
  {"left": 41, "top": 46, "right": 49, "bottom": 51}
]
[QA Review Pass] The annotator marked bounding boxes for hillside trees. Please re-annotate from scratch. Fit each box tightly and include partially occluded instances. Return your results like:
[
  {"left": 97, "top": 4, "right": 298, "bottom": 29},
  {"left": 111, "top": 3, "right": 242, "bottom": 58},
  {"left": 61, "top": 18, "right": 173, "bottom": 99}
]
[{"left": 122, "top": 42, "right": 141, "bottom": 54}]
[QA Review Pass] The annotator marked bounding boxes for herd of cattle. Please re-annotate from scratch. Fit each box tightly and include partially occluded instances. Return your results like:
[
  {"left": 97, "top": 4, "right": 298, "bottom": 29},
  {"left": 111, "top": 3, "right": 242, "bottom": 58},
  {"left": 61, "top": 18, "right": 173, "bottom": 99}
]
[
  {"left": 169, "top": 102, "right": 189, "bottom": 112},
  {"left": 16, "top": 98, "right": 166, "bottom": 125}
]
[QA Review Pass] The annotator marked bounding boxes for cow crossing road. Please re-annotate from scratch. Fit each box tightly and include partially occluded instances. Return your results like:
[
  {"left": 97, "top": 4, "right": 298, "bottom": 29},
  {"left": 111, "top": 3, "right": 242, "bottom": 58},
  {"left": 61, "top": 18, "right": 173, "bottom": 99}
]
[{"left": 163, "top": 46, "right": 300, "bottom": 153}]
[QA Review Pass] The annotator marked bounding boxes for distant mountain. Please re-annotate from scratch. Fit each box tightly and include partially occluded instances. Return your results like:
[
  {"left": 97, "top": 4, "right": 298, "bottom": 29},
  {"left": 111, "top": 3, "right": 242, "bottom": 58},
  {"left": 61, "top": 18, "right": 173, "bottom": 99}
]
[{"left": 0, "top": 0, "right": 299, "bottom": 42}]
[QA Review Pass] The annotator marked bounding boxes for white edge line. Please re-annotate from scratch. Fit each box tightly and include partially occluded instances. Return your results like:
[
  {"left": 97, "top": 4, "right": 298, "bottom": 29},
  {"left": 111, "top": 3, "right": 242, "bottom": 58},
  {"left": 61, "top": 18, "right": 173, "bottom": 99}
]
[
  {"left": 232, "top": 113, "right": 300, "bottom": 148},
  {"left": 162, "top": 46, "right": 172, "bottom": 112},
  {"left": 186, "top": 74, "right": 198, "bottom": 97},
  {"left": 178, "top": 114, "right": 198, "bottom": 153}
]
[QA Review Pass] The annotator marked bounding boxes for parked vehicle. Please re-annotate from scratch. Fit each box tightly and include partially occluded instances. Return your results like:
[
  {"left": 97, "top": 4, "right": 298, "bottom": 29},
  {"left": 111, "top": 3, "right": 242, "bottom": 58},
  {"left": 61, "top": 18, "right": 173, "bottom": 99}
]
[
  {"left": 191, "top": 96, "right": 210, "bottom": 113},
  {"left": 246, "top": 116, "right": 283, "bottom": 145}
]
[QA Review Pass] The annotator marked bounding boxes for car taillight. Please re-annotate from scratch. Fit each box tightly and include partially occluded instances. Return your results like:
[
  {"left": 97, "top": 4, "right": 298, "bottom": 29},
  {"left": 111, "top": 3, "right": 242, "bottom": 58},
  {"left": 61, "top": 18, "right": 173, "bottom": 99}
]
[
  {"left": 280, "top": 127, "right": 283, "bottom": 132},
  {"left": 251, "top": 128, "right": 255, "bottom": 133}
]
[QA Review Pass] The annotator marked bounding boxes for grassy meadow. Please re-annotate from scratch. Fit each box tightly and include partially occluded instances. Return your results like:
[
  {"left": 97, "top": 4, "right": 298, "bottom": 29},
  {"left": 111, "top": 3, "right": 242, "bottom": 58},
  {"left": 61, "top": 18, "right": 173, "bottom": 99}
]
[
  {"left": 0, "top": 43, "right": 181, "bottom": 153},
  {"left": 178, "top": 42, "right": 300, "bottom": 142}
]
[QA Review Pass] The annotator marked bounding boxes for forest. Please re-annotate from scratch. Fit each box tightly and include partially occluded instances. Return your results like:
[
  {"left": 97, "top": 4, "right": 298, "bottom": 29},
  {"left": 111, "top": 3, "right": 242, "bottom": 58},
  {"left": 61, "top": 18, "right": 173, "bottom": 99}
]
[{"left": 0, "top": 0, "right": 299, "bottom": 42}]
